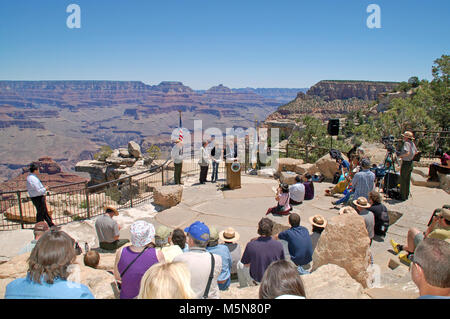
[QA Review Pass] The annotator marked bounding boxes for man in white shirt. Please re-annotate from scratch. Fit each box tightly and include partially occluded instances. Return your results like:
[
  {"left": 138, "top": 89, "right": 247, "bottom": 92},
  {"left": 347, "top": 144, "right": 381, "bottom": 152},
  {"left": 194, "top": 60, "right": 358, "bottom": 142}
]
[
  {"left": 26, "top": 163, "right": 54, "bottom": 227},
  {"left": 289, "top": 176, "right": 305, "bottom": 205}
]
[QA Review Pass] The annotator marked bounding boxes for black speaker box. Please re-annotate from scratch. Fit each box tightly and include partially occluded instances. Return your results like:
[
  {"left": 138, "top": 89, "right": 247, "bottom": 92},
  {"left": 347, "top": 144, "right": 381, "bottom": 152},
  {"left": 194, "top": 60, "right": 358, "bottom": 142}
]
[{"left": 327, "top": 119, "right": 339, "bottom": 136}]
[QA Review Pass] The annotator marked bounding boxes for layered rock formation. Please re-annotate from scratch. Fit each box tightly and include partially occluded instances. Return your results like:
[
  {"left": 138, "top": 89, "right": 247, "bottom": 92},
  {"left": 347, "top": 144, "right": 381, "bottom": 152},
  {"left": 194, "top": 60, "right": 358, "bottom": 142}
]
[
  {"left": 307, "top": 80, "right": 399, "bottom": 101},
  {"left": 265, "top": 80, "right": 400, "bottom": 123},
  {"left": 0, "top": 80, "right": 290, "bottom": 181}
]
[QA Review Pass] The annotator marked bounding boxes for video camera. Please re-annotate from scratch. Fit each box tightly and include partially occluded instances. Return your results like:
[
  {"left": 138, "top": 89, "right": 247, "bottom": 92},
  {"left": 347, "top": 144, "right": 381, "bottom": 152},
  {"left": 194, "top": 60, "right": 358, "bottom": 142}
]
[{"left": 381, "top": 135, "right": 398, "bottom": 154}]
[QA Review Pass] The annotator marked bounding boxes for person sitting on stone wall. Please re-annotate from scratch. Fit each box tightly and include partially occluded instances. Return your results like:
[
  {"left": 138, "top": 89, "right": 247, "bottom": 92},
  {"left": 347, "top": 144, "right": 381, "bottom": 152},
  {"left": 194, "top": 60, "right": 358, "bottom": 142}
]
[
  {"left": 137, "top": 261, "right": 196, "bottom": 299},
  {"left": 84, "top": 250, "right": 100, "bottom": 269},
  {"left": 391, "top": 208, "right": 450, "bottom": 265},
  {"left": 289, "top": 176, "right": 305, "bottom": 205},
  {"left": 173, "top": 221, "right": 222, "bottom": 299},
  {"left": 238, "top": 218, "right": 285, "bottom": 287},
  {"left": 259, "top": 259, "right": 306, "bottom": 299},
  {"left": 171, "top": 228, "right": 189, "bottom": 252},
  {"left": 353, "top": 197, "right": 375, "bottom": 244},
  {"left": 428, "top": 148, "right": 450, "bottom": 182},
  {"left": 272, "top": 213, "right": 313, "bottom": 275},
  {"left": 114, "top": 221, "right": 164, "bottom": 299},
  {"left": 309, "top": 215, "right": 327, "bottom": 252},
  {"left": 266, "top": 183, "right": 291, "bottom": 216},
  {"left": 367, "top": 190, "right": 390, "bottom": 237},
  {"left": 410, "top": 238, "right": 450, "bottom": 299},
  {"left": 219, "top": 227, "right": 241, "bottom": 278},
  {"left": 95, "top": 206, "right": 129, "bottom": 252},
  {"left": 154, "top": 225, "right": 183, "bottom": 262},
  {"left": 18, "top": 221, "right": 49, "bottom": 255},
  {"left": 5, "top": 228, "right": 95, "bottom": 299},
  {"left": 206, "top": 226, "right": 233, "bottom": 291},
  {"left": 303, "top": 174, "right": 315, "bottom": 200}
]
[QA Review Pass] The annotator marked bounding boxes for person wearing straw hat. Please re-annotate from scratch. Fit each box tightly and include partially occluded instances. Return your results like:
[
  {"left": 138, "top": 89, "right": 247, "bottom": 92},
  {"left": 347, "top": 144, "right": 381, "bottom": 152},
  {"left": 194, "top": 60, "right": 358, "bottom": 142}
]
[
  {"left": 207, "top": 226, "right": 232, "bottom": 291},
  {"left": 155, "top": 225, "right": 183, "bottom": 262},
  {"left": 309, "top": 215, "right": 327, "bottom": 252},
  {"left": 219, "top": 227, "right": 241, "bottom": 276},
  {"left": 398, "top": 131, "right": 418, "bottom": 201},
  {"left": 353, "top": 197, "right": 375, "bottom": 243},
  {"left": 95, "top": 206, "right": 129, "bottom": 251},
  {"left": 114, "top": 220, "right": 164, "bottom": 299}
]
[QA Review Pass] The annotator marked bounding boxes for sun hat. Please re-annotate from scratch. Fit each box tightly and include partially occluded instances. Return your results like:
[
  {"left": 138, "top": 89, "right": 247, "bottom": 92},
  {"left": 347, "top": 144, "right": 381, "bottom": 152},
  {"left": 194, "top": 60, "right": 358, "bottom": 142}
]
[
  {"left": 208, "top": 226, "right": 219, "bottom": 242},
  {"left": 155, "top": 225, "right": 172, "bottom": 246},
  {"left": 280, "top": 183, "right": 289, "bottom": 192},
  {"left": 130, "top": 220, "right": 155, "bottom": 247},
  {"left": 219, "top": 227, "right": 240, "bottom": 243},
  {"left": 401, "top": 131, "right": 415, "bottom": 140},
  {"left": 437, "top": 208, "right": 450, "bottom": 221},
  {"left": 309, "top": 215, "right": 328, "bottom": 228},
  {"left": 105, "top": 206, "right": 119, "bottom": 216},
  {"left": 339, "top": 206, "right": 358, "bottom": 215},
  {"left": 353, "top": 197, "right": 371, "bottom": 209},
  {"left": 184, "top": 221, "right": 210, "bottom": 242},
  {"left": 34, "top": 221, "right": 49, "bottom": 232}
]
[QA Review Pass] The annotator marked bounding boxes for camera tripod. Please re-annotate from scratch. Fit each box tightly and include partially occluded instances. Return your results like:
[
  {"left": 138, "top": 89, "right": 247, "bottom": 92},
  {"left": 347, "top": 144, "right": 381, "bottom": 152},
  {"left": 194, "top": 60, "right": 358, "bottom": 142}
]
[{"left": 381, "top": 150, "right": 399, "bottom": 197}]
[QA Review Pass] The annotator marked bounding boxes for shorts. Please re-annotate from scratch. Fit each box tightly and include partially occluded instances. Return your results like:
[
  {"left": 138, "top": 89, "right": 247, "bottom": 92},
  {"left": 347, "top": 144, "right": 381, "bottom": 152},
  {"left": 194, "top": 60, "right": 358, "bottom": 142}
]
[{"left": 414, "top": 232, "right": 425, "bottom": 248}]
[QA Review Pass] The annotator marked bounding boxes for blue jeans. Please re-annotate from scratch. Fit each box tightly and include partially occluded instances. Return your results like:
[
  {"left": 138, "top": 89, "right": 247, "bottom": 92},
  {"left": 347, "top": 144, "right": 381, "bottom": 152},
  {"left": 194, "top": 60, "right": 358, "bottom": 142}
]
[
  {"left": 218, "top": 277, "right": 231, "bottom": 290},
  {"left": 211, "top": 161, "right": 219, "bottom": 182},
  {"left": 335, "top": 190, "right": 354, "bottom": 205}
]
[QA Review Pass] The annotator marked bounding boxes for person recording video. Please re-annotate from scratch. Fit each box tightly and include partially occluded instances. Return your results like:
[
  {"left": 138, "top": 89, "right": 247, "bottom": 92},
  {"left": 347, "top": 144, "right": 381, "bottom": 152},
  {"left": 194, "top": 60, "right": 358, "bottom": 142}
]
[{"left": 398, "top": 131, "right": 418, "bottom": 201}]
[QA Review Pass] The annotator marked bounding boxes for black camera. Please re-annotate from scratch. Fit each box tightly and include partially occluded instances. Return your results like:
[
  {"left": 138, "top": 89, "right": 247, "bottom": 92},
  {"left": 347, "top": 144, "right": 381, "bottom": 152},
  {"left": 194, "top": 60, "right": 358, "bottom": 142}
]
[{"left": 382, "top": 135, "right": 397, "bottom": 154}]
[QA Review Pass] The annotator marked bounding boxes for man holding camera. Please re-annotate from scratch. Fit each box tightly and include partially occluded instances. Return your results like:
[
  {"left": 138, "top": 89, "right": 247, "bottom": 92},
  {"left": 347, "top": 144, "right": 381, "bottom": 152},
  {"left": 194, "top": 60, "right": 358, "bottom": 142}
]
[{"left": 398, "top": 131, "right": 417, "bottom": 201}]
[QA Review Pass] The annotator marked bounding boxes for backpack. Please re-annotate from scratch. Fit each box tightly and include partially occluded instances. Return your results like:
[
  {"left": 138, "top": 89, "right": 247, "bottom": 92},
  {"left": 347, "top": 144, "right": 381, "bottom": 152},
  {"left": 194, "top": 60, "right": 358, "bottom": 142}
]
[{"left": 332, "top": 172, "right": 341, "bottom": 184}]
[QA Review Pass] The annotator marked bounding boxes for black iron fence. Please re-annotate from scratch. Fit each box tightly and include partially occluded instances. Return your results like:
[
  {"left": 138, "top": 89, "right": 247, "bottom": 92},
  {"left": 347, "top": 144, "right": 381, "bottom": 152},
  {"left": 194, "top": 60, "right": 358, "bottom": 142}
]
[
  {"left": 0, "top": 160, "right": 173, "bottom": 231},
  {"left": 0, "top": 158, "right": 247, "bottom": 231}
]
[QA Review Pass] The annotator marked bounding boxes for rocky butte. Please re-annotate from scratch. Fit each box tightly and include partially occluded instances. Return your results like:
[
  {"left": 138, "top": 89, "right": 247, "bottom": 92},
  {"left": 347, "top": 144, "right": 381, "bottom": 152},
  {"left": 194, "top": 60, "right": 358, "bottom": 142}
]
[{"left": 266, "top": 79, "right": 400, "bottom": 123}]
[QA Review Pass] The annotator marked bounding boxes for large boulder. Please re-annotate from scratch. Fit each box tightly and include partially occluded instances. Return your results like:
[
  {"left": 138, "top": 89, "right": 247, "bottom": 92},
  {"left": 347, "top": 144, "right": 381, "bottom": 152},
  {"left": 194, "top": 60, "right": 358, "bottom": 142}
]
[
  {"left": 67, "top": 262, "right": 117, "bottom": 299},
  {"left": 279, "top": 171, "right": 297, "bottom": 185},
  {"left": 315, "top": 153, "right": 342, "bottom": 180},
  {"left": 276, "top": 158, "right": 304, "bottom": 173},
  {"left": 303, "top": 264, "right": 369, "bottom": 299},
  {"left": 437, "top": 172, "right": 450, "bottom": 194},
  {"left": 128, "top": 141, "right": 142, "bottom": 158},
  {"left": 312, "top": 212, "right": 372, "bottom": 288},
  {"left": 60, "top": 220, "right": 99, "bottom": 250},
  {"left": 153, "top": 185, "right": 183, "bottom": 208}
]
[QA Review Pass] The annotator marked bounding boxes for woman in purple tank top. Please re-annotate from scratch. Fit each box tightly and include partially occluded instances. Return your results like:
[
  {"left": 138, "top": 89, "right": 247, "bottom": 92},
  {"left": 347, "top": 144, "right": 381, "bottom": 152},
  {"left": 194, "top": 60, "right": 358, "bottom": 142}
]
[{"left": 114, "top": 221, "right": 165, "bottom": 299}]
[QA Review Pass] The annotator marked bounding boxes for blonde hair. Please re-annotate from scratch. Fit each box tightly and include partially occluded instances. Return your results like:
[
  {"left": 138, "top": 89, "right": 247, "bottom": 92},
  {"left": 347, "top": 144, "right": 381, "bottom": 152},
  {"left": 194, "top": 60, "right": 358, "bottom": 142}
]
[{"left": 137, "top": 261, "right": 195, "bottom": 299}]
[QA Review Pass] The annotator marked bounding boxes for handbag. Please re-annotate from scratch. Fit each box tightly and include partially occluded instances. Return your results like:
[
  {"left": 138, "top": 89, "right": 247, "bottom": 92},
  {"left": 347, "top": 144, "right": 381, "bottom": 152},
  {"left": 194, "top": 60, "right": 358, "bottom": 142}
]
[
  {"left": 115, "top": 246, "right": 149, "bottom": 291},
  {"left": 202, "top": 252, "right": 215, "bottom": 299}
]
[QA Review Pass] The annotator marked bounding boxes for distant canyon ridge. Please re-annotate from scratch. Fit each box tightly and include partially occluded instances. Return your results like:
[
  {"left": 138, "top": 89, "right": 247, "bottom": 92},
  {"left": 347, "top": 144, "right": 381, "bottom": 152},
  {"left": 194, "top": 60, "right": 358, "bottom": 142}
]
[{"left": 0, "top": 80, "right": 398, "bottom": 183}]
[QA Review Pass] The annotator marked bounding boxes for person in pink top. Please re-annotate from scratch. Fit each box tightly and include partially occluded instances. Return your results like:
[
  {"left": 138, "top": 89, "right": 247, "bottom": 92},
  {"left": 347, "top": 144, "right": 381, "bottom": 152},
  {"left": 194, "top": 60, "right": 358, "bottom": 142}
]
[
  {"left": 428, "top": 149, "right": 450, "bottom": 182},
  {"left": 266, "top": 183, "right": 292, "bottom": 216}
]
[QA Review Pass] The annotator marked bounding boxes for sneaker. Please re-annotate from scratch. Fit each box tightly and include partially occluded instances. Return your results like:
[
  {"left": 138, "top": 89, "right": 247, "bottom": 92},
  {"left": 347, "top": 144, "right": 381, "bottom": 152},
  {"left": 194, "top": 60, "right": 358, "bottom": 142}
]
[
  {"left": 399, "top": 252, "right": 412, "bottom": 265},
  {"left": 390, "top": 239, "right": 401, "bottom": 254}
]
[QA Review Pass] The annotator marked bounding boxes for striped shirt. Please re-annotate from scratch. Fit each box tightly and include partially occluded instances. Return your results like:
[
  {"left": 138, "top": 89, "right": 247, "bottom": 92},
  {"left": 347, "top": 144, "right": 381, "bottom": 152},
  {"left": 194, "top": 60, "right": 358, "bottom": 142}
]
[{"left": 352, "top": 169, "right": 375, "bottom": 200}]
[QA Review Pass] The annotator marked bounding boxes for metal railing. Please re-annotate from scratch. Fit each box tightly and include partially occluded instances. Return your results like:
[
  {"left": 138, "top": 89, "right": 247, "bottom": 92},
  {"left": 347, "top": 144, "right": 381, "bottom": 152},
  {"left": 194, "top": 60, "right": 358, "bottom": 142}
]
[
  {"left": 0, "top": 159, "right": 172, "bottom": 231},
  {"left": 0, "top": 157, "right": 251, "bottom": 231}
]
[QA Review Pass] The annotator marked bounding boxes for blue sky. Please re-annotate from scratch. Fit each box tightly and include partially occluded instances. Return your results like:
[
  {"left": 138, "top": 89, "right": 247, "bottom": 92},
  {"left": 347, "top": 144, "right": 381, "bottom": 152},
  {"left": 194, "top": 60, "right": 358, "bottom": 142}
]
[{"left": 0, "top": 0, "right": 448, "bottom": 89}]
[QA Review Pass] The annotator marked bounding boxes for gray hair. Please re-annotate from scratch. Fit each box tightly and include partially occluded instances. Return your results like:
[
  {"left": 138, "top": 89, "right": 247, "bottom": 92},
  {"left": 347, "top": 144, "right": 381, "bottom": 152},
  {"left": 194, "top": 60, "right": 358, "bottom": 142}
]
[
  {"left": 414, "top": 238, "right": 450, "bottom": 288},
  {"left": 188, "top": 234, "right": 208, "bottom": 248}
]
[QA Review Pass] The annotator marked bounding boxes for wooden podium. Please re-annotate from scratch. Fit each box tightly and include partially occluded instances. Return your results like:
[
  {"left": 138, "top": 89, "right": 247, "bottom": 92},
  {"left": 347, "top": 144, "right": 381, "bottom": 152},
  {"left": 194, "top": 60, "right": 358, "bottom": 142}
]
[{"left": 225, "top": 160, "right": 241, "bottom": 190}]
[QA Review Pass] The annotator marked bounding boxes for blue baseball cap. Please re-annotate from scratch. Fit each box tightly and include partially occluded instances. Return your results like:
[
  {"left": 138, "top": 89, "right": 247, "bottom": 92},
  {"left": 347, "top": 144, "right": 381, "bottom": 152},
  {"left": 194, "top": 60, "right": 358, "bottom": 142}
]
[{"left": 184, "top": 221, "right": 210, "bottom": 242}]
